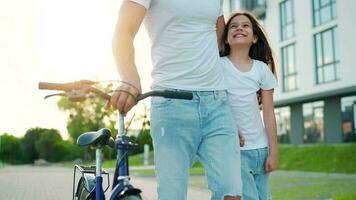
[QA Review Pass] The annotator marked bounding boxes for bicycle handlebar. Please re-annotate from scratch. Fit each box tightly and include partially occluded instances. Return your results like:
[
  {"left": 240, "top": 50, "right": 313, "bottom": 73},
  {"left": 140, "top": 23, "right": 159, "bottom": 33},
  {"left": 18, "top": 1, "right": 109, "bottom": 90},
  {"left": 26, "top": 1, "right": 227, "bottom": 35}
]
[
  {"left": 137, "top": 91, "right": 193, "bottom": 101},
  {"left": 39, "top": 80, "right": 96, "bottom": 91},
  {"left": 38, "top": 81, "right": 193, "bottom": 101},
  {"left": 39, "top": 82, "right": 79, "bottom": 91}
]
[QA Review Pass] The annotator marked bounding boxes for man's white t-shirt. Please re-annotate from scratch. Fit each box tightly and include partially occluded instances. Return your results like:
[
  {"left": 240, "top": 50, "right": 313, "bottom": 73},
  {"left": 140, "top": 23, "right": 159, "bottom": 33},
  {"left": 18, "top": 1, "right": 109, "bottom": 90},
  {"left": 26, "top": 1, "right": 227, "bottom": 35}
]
[
  {"left": 221, "top": 57, "right": 278, "bottom": 150},
  {"left": 129, "top": 0, "right": 225, "bottom": 91}
]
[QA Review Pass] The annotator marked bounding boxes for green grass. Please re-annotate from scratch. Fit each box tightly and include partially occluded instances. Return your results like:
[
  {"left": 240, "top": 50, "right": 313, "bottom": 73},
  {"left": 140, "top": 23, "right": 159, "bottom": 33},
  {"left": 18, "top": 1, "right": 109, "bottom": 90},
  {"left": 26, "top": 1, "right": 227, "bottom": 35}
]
[
  {"left": 129, "top": 167, "right": 205, "bottom": 177},
  {"left": 127, "top": 152, "right": 155, "bottom": 166},
  {"left": 128, "top": 170, "right": 356, "bottom": 200},
  {"left": 125, "top": 144, "right": 356, "bottom": 199},
  {"left": 335, "top": 192, "right": 356, "bottom": 200},
  {"left": 184, "top": 171, "right": 356, "bottom": 200},
  {"left": 60, "top": 144, "right": 356, "bottom": 199},
  {"left": 270, "top": 171, "right": 356, "bottom": 200},
  {"left": 125, "top": 144, "right": 356, "bottom": 174},
  {"left": 278, "top": 144, "right": 356, "bottom": 173},
  {"left": 130, "top": 169, "right": 155, "bottom": 176},
  {"left": 64, "top": 144, "right": 356, "bottom": 176}
]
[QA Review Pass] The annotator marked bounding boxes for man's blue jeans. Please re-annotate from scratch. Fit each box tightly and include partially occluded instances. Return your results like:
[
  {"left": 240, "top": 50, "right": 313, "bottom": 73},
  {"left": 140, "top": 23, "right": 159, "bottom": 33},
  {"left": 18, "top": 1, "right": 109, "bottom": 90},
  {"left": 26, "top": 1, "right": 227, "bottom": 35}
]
[{"left": 150, "top": 90, "right": 242, "bottom": 200}]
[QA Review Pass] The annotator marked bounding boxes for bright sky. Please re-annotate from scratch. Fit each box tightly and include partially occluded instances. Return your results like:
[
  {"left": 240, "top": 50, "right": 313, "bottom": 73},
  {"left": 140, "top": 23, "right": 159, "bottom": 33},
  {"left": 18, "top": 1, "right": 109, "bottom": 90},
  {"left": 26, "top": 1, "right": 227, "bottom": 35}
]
[{"left": 0, "top": 0, "right": 152, "bottom": 139}]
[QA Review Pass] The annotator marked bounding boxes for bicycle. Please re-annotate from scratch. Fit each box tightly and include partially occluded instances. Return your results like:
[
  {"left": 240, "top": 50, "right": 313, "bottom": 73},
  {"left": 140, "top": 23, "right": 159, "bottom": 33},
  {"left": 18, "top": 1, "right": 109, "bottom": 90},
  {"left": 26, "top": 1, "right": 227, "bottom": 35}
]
[{"left": 38, "top": 80, "right": 193, "bottom": 200}]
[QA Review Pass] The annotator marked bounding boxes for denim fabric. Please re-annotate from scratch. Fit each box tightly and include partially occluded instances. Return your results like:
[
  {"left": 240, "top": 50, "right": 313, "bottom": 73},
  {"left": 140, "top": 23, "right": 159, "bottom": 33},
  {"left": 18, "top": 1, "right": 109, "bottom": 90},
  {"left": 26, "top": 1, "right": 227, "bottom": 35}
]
[
  {"left": 241, "top": 148, "right": 271, "bottom": 200},
  {"left": 150, "top": 90, "right": 242, "bottom": 200}
]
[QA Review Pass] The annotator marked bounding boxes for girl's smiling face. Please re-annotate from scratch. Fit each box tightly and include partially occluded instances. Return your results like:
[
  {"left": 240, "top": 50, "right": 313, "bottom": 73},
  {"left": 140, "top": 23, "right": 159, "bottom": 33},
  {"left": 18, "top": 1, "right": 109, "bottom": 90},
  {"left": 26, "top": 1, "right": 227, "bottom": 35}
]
[{"left": 227, "top": 15, "right": 257, "bottom": 47}]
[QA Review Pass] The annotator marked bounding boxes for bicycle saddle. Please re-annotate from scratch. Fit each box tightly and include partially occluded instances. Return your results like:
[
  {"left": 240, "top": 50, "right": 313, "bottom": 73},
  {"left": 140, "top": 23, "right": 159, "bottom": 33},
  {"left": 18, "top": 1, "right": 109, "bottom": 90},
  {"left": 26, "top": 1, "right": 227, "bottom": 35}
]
[{"left": 77, "top": 128, "right": 115, "bottom": 148}]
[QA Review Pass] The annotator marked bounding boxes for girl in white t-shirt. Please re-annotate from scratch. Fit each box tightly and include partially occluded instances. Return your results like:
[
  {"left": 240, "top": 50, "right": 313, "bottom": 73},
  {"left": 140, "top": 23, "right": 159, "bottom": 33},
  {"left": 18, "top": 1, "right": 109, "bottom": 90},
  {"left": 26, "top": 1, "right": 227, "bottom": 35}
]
[{"left": 220, "top": 12, "right": 278, "bottom": 200}]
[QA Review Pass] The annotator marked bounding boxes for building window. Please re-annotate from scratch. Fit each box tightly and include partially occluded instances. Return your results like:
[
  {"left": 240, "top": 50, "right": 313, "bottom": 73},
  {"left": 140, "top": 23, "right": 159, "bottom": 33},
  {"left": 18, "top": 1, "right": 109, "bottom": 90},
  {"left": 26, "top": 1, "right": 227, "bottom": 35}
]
[
  {"left": 240, "top": 0, "right": 266, "bottom": 11},
  {"left": 275, "top": 106, "right": 291, "bottom": 144},
  {"left": 314, "top": 27, "right": 339, "bottom": 84},
  {"left": 258, "top": 13, "right": 266, "bottom": 27},
  {"left": 312, "top": 0, "right": 337, "bottom": 27},
  {"left": 303, "top": 101, "right": 324, "bottom": 144},
  {"left": 228, "top": 0, "right": 238, "bottom": 12},
  {"left": 281, "top": 43, "right": 297, "bottom": 91},
  {"left": 279, "top": 0, "right": 295, "bottom": 41},
  {"left": 341, "top": 95, "right": 356, "bottom": 143}
]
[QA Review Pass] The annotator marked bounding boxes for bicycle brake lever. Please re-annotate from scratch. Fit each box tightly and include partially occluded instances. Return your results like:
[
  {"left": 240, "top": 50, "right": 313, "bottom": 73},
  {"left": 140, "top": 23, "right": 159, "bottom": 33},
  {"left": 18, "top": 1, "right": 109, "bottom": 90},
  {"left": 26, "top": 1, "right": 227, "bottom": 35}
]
[
  {"left": 67, "top": 90, "right": 89, "bottom": 102},
  {"left": 44, "top": 93, "right": 66, "bottom": 99}
]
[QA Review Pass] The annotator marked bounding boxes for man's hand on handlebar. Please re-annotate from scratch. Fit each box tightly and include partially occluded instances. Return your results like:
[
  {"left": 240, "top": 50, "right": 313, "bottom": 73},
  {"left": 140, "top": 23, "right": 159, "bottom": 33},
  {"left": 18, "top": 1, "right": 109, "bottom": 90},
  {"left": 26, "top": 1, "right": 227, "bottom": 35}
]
[{"left": 105, "top": 81, "right": 141, "bottom": 115}]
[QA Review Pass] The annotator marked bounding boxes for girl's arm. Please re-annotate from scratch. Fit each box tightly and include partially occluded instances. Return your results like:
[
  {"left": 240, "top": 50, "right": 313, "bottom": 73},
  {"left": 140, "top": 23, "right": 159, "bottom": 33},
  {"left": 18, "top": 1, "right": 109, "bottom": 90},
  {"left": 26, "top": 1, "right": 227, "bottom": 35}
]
[{"left": 261, "top": 89, "right": 279, "bottom": 173}]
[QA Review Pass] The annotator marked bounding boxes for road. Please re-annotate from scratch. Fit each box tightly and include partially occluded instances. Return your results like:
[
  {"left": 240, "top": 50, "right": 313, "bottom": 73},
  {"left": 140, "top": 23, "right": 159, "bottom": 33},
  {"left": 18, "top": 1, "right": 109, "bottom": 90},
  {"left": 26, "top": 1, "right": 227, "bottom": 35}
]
[{"left": 0, "top": 165, "right": 210, "bottom": 200}]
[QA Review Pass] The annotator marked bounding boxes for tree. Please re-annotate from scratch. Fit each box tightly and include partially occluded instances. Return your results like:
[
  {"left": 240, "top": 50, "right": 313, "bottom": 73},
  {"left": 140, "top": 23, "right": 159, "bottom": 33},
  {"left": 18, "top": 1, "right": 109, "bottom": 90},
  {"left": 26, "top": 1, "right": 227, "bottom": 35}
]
[
  {"left": 57, "top": 84, "right": 117, "bottom": 142},
  {"left": 130, "top": 105, "right": 153, "bottom": 155},
  {"left": 35, "top": 129, "right": 62, "bottom": 162},
  {"left": 0, "top": 133, "right": 25, "bottom": 164},
  {"left": 131, "top": 129, "right": 153, "bottom": 155},
  {"left": 22, "top": 127, "right": 47, "bottom": 162},
  {"left": 57, "top": 84, "right": 118, "bottom": 161}
]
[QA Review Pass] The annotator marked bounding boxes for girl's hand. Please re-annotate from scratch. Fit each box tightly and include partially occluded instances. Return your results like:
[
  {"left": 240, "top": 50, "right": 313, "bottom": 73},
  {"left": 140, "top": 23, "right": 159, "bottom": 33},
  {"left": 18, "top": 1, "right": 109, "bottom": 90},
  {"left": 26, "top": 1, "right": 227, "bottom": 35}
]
[
  {"left": 238, "top": 130, "right": 245, "bottom": 147},
  {"left": 265, "top": 154, "right": 278, "bottom": 173}
]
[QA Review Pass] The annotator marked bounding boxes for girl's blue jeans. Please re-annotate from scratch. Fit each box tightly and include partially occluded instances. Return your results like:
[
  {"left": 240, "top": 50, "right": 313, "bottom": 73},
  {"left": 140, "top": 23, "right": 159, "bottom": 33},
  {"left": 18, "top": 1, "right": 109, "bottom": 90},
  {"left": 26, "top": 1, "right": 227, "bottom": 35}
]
[
  {"left": 150, "top": 90, "right": 242, "bottom": 200},
  {"left": 241, "top": 147, "right": 271, "bottom": 200}
]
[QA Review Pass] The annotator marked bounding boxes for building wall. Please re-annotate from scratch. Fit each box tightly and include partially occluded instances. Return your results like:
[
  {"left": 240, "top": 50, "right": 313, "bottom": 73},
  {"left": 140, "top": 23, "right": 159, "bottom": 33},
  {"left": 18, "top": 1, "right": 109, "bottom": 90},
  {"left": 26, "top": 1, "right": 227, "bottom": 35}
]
[{"left": 264, "top": 0, "right": 356, "bottom": 105}]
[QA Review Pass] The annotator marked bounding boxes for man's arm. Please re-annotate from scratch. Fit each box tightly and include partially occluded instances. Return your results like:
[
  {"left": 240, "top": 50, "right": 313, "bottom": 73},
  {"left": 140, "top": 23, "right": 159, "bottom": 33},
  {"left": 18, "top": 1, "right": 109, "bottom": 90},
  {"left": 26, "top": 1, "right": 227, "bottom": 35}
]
[
  {"left": 216, "top": 15, "right": 225, "bottom": 53},
  {"left": 110, "top": 1, "right": 146, "bottom": 114}
]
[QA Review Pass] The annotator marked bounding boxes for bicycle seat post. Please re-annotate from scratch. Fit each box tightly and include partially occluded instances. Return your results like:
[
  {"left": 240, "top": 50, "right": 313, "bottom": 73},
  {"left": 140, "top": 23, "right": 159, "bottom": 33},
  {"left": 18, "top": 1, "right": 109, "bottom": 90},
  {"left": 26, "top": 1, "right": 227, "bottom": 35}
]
[{"left": 95, "top": 147, "right": 104, "bottom": 200}]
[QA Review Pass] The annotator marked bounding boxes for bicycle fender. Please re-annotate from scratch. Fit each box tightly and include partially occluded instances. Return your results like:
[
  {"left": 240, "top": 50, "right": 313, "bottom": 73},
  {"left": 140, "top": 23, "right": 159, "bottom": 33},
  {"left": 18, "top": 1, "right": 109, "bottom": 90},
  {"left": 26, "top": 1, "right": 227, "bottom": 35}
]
[
  {"left": 80, "top": 174, "right": 96, "bottom": 193},
  {"left": 121, "top": 186, "right": 141, "bottom": 196},
  {"left": 110, "top": 184, "right": 141, "bottom": 200}
]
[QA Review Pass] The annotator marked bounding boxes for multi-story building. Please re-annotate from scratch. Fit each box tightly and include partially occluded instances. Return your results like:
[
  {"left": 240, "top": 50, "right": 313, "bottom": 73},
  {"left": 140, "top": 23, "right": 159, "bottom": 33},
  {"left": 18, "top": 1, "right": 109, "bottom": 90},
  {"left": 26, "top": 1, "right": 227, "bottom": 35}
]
[{"left": 224, "top": 0, "right": 356, "bottom": 144}]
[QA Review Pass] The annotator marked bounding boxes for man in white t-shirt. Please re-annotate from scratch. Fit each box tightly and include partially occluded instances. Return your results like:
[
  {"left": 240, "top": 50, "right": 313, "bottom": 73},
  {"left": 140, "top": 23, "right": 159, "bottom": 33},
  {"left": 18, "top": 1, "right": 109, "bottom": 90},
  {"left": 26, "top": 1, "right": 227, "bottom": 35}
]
[{"left": 108, "top": 1, "right": 242, "bottom": 199}]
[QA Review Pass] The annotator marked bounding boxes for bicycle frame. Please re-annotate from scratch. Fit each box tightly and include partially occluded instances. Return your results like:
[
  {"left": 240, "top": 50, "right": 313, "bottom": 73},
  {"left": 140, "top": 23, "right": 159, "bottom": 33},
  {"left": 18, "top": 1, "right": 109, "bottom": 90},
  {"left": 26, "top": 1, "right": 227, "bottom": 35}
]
[
  {"left": 108, "top": 114, "right": 141, "bottom": 200},
  {"left": 38, "top": 80, "right": 193, "bottom": 200},
  {"left": 71, "top": 114, "right": 139, "bottom": 200}
]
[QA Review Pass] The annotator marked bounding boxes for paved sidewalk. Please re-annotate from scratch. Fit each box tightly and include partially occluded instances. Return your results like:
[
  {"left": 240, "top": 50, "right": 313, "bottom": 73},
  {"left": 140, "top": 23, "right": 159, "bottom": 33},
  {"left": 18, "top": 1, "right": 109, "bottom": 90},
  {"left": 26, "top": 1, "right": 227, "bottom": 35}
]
[
  {"left": 0, "top": 165, "right": 73, "bottom": 200},
  {"left": 131, "top": 176, "right": 210, "bottom": 200},
  {"left": 0, "top": 165, "right": 210, "bottom": 200}
]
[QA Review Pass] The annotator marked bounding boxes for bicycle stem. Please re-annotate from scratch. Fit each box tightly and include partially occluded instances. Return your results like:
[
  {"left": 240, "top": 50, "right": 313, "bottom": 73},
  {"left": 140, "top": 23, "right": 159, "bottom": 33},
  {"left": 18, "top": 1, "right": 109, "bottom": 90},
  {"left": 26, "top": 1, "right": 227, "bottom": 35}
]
[{"left": 118, "top": 114, "right": 125, "bottom": 137}]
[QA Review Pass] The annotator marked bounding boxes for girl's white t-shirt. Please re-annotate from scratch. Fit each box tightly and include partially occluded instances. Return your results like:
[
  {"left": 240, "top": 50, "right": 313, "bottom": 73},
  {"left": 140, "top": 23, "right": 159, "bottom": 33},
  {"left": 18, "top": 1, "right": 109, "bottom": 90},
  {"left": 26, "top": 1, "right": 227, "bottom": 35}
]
[
  {"left": 129, "top": 0, "right": 225, "bottom": 91},
  {"left": 221, "top": 57, "right": 278, "bottom": 150}
]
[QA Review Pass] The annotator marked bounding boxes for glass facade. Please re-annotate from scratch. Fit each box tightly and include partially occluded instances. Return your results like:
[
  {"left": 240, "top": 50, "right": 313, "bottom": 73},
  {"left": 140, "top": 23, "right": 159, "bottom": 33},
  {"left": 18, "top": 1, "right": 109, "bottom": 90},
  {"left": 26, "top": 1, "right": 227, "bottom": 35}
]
[
  {"left": 341, "top": 95, "right": 356, "bottom": 143},
  {"left": 312, "top": 0, "right": 337, "bottom": 27},
  {"left": 275, "top": 106, "right": 291, "bottom": 144},
  {"left": 314, "top": 27, "right": 339, "bottom": 84},
  {"left": 258, "top": 13, "right": 266, "bottom": 27},
  {"left": 303, "top": 101, "right": 324, "bottom": 143},
  {"left": 240, "top": 0, "right": 266, "bottom": 11},
  {"left": 228, "top": 0, "right": 238, "bottom": 12},
  {"left": 281, "top": 43, "right": 297, "bottom": 92},
  {"left": 279, "top": 0, "right": 295, "bottom": 41}
]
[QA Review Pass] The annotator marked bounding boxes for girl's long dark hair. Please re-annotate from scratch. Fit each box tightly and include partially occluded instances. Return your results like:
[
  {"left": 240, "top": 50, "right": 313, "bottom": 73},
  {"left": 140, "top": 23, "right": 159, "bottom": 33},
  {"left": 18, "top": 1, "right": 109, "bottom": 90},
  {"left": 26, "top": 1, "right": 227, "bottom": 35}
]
[{"left": 220, "top": 11, "right": 277, "bottom": 104}]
